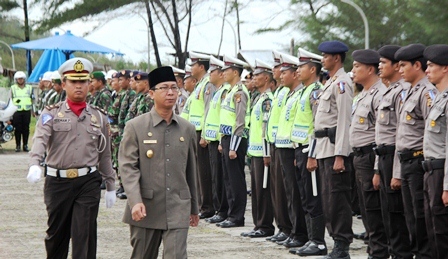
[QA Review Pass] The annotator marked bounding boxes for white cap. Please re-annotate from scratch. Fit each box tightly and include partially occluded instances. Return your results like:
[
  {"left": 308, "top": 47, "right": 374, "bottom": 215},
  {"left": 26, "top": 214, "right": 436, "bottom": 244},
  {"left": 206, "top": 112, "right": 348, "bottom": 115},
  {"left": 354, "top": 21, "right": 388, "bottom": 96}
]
[
  {"left": 42, "top": 71, "right": 53, "bottom": 81},
  {"left": 14, "top": 71, "right": 26, "bottom": 80},
  {"left": 58, "top": 57, "right": 93, "bottom": 80},
  {"left": 188, "top": 51, "right": 210, "bottom": 65},
  {"left": 279, "top": 53, "right": 300, "bottom": 71},
  {"left": 171, "top": 66, "right": 185, "bottom": 77},
  {"left": 184, "top": 65, "right": 192, "bottom": 79},
  {"left": 106, "top": 69, "right": 118, "bottom": 80},
  {"left": 51, "top": 71, "right": 61, "bottom": 81},
  {"left": 272, "top": 50, "right": 286, "bottom": 67},
  {"left": 209, "top": 55, "right": 225, "bottom": 72},
  {"left": 298, "top": 48, "right": 323, "bottom": 65},
  {"left": 253, "top": 59, "right": 272, "bottom": 75},
  {"left": 222, "top": 55, "right": 249, "bottom": 70}
]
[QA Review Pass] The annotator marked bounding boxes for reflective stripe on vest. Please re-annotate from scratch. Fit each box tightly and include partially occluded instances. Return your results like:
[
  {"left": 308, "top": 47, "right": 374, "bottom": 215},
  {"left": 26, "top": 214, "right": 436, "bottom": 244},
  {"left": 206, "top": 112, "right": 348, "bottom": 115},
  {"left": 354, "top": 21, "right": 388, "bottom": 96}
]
[
  {"left": 248, "top": 91, "right": 274, "bottom": 157},
  {"left": 266, "top": 87, "right": 290, "bottom": 143},
  {"left": 219, "top": 84, "right": 250, "bottom": 138},
  {"left": 186, "top": 75, "right": 210, "bottom": 130},
  {"left": 204, "top": 84, "right": 231, "bottom": 141},
  {"left": 275, "top": 88, "right": 303, "bottom": 148},
  {"left": 291, "top": 82, "right": 322, "bottom": 144},
  {"left": 12, "top": 84, "right": 33, "bottom": 111}
]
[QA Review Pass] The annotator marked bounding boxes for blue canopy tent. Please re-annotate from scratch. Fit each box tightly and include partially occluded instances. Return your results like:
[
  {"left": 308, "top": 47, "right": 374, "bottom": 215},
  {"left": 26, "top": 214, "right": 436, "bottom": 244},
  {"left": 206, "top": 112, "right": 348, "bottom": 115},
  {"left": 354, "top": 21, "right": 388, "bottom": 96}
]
[
  {"left": 11, "top": 30, "right": 124, "bottom": 79},
  {"left": 27, "top": 49, "right": 74, "bottom": 83}
]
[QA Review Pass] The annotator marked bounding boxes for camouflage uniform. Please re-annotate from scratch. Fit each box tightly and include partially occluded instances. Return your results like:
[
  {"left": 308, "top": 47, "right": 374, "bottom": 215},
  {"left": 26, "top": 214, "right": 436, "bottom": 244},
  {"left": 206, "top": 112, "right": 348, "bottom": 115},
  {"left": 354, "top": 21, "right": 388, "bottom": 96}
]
[
  {"left": 91, "top": 87, "right": 113, "bottom": 112},
  {"left": 135, "top": 93, "right": 154, "bottom": 117},
  {"left": 108, "top": 90, "right": 124, "bottom": 172},
  {"left": 118, "top": 88, "right": 136, "bottom": 132}
]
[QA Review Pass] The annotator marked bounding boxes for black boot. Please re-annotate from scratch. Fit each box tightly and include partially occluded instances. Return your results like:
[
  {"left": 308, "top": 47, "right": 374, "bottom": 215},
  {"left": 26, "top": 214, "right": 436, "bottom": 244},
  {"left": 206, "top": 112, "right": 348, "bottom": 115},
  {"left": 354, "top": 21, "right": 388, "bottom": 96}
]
[
  {"left": 324, "top": 240, "right": 350, "bottom": 259},
  {"left": 23, "top": 145, "right": 29, "bottom": 152},
  {"left": 15, "top": 145, "right": 21, "bottom": 152}
]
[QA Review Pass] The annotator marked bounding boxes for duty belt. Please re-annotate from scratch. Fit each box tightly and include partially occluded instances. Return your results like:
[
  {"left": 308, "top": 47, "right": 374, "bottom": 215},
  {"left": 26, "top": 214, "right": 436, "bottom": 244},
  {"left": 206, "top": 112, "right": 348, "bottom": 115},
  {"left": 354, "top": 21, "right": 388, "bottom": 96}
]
[
  {"left": 46, "top": 166, "right": 97, "bottom": 178},
  {"left": 314, "top": 126, "right": 336, "bottom": 144},
  {"left": 352, "top": 144, "right": 375, "bottom": 156},
  {"left": 421, "top": 159, "right": 445, "bottom": 173},
  {"left": 397, "top": 150, "right": 424, "bottom": 162},
  {"left": 373, "top": 145, "right": 396, "bottom": 156}
]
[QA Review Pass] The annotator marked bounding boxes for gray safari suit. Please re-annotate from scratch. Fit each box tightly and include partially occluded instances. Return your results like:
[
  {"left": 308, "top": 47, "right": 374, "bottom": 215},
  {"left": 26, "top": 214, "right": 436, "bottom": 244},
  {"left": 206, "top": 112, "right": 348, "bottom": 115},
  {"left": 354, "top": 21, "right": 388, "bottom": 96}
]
[{"left": 119, "top": 108, "right": 198, "bottom": 258}]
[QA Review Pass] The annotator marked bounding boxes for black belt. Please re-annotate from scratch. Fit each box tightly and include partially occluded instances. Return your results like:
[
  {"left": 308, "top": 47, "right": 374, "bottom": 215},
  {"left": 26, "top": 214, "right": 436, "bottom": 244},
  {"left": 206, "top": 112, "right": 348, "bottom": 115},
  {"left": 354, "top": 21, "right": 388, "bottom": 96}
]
[
  {"left": 422, "top": 159, "right": 445, "bottom": 173},
  {"left": 397, "top": 150, "right": 424, "bottom": 162},
  {"left": 352, "top": 144, "right": 375, "bottom": 156},
  {"left": 314, "top": 126, "right": 336, "bottom": 144},
  {"left": 373, "top": 145, "right": 396, "bottom": 156}
]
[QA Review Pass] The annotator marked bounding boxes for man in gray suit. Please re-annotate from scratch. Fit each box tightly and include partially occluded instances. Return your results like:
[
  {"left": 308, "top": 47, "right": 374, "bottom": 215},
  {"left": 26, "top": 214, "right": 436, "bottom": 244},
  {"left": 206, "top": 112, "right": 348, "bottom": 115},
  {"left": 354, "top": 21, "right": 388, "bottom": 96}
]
[{"left": 119, "top": 66, "right": 199, "bottom": 259}]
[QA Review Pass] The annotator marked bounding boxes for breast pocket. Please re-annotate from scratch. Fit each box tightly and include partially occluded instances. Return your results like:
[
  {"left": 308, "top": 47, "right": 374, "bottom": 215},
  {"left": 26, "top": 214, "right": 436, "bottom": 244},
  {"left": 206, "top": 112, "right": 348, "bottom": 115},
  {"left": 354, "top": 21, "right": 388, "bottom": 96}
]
[
  {"left": 403, "top": 102, "right": 417, "bottom": 125},
  {"left": 377, "top": 108, "right": 391, "bottom": 126},
  {"left": 426, "top": 109, "right": 444, "bottom": 133},
  {"left": 86, "top": 127, "right": 102, "bottom": 150},
  {"left": 52, "top": 123, "right": 72, "bottom": 143},
  {"left": 318, "top": 92, "right": 331, "bottom": 113},
  {"left": 354, "top": 107, "right": 370, "bottom": 130}
]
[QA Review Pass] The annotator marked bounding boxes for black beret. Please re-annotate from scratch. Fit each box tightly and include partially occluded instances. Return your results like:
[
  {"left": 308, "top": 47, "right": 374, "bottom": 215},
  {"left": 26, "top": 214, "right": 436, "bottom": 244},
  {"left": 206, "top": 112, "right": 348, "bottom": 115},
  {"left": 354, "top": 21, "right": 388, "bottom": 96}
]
[
  {"left": 352, "top": 49, "right": 380, "bottom": 65},
  {"left": 118, "top": 69, "right": 132, "bottom": 78},
  {"left": 377, "top": 45, "right": 401, "bottom": 62},
  {"left": 149, "top": 66, "right": 176, "bottom": 89},
  {"left": 318, "top": 40, "right": 349, "bottom": 54},
  {"left": 134, "top": 72, "right": 149, "bottom": 81},
  {"left": 423, "top": 44, "right": 448, "bottom": 66},
  {"left": 394, "top": 43, "right": 426, "bottom": 61},
  {"left": 130, "top": 70, "right": 140, "bottom": 78}
]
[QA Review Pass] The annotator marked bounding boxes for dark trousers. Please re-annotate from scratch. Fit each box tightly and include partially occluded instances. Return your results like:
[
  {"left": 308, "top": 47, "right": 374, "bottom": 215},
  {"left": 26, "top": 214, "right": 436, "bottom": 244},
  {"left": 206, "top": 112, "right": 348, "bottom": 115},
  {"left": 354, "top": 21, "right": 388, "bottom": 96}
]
[
  {"left": 270, "top": 145, "right": 292, "bottom": 235},
  {"left": 208, "top": 141, "right": 228, "bottom": 217},
  {"left": 353, "top": 152, "right": 388, "bottom": 258},
  {"left": 400, "top": 157, "right": 431, "bottom": 258},
  {"left": 44, "top": 171, "right": 102, "bottom": 259},
  {"left": 424, "top": 168, "right": 448, "bottom": 259},
  {"left": 318, "top": 156, "right": 353, "bottom": 244},
  {"left": 196, "top": 131, "right": 213, "bottom": 214},
  {"left": 250, "top": 157, "right": 275, "bottom": 232},
  {"left": 348, "top": 153, "right": 360, "bottom": 214},
  {"left": 221, "top": 135, "right": 247, "bottom": 223},
  {"left": 278, "top": 148, "right": 308, "bottom": 241},
  {"left": 12, "top": 110, "right": 31, "bottom": 147},
  {"left": 378, "top": 153, "right": 412, "bottom": 259}
]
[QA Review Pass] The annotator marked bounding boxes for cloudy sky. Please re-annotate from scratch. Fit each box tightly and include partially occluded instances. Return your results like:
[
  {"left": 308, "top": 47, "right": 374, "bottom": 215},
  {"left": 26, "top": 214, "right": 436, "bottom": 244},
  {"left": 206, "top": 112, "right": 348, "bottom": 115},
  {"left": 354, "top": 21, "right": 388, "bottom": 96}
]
[{"left": 39, "top": 0, "right": 296, "bottom": 66}]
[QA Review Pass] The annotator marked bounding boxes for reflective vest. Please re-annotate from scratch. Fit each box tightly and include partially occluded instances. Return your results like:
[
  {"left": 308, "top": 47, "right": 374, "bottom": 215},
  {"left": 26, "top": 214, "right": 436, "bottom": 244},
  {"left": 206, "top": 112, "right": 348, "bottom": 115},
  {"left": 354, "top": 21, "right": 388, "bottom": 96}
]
[
  {"left": 266, "top": 86, "right": 290, "bottom": 143},
  {"left": 204, "top": 83, "right": 231, "bottom": 141},
  {"left": 248, "top": 91, "right": 274, "bottom": 157},
  {"left": 275, "top": 86, "right": 303, "bottom": 148},
  {"left": 180, "top": 95, "right": 193, "bottom": 120},
  {"left": 219, "top": 84, "right": 250, "bottom": 138},
  {"left": 181, "top": 75, "right": 210, "bottom": 130},
  {"left": 11, "top": 84, "right": 33, "bottom": 111},
  {"left": 291, "top": 82, "right": 322, "bottom": 144}
]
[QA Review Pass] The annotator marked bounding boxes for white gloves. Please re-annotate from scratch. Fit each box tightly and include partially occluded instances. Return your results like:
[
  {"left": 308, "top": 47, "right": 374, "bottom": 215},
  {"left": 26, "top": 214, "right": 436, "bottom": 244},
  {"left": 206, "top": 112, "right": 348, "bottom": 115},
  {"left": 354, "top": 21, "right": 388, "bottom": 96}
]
[
  {"left": 27, "top": 165, "right": 42, "bottom": 183},
  {"left": 105, "top": 190, "right": 116, "bottom": 208}
]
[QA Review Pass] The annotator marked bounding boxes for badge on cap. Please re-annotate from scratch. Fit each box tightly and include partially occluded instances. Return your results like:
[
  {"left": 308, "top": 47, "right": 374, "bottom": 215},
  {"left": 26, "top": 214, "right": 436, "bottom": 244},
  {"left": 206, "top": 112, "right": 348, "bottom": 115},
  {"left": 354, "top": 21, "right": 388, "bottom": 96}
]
[
  {"left": 74, "top": 60, "right": 84, "bottom": 72},
  {"left": 146, "top": 149, "right": 154, "bottom": 158},
  {"left": 431, "top": 120, "right": 436, "bottom": 127}
]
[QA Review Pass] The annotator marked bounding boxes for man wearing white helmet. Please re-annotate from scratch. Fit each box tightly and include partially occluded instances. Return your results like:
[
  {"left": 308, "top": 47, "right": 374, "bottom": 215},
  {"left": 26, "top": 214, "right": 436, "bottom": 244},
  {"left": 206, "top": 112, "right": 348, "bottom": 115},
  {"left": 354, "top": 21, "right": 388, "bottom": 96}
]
[
  {"left": 11, "top": 71, "right": 34, "bottom": 152},
  {"left": 36, "top": 71, "right": 53, "bottom": 116},
  {"left": 105, "top": 69, "right": 117, "bottom": 87}
]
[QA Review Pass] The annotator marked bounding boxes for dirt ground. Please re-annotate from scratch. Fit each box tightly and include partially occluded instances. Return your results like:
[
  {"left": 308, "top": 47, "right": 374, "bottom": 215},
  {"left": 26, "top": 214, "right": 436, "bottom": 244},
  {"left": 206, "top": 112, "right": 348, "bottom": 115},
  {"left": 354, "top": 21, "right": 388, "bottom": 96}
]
[{"left": 0, "top": 146, "right": 368, "bottom": 258}]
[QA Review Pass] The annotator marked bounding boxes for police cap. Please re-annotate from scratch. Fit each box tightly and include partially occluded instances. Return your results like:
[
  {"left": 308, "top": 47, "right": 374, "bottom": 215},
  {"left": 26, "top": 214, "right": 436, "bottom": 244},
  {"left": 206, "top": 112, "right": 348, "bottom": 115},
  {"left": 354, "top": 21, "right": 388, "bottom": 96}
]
[
  {"left": 318, "top": 40, "right": 349, "bottom": 54},
  {"left": 352, "top": 49, "right": 380, "bottom": 65},
  {"left": 394, "top": 43, "right": 426, "bottom": 61},
  {"left": 58, "top": 57, "right": 93, "bottom": 81},
  {"left": 377, "top": 45, "right": 401, "bottom": 62},
  {"left": 423, "top": 44, "right": 448, "bottom": 66}
]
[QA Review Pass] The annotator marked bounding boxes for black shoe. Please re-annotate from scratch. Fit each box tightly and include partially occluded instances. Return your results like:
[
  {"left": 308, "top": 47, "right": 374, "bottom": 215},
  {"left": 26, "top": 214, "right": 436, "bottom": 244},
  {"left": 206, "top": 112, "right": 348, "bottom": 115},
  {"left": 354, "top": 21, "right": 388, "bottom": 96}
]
[
  {"left": 289, "top": 241, "right": 311, "bottom": 254},
  {"left": 15, "top": 146, "right": 21, "bottom": 152},
  {"left": 116, "top": 186, "right": 124, "bottom": 195},
  {"left": 283, "top": 238, "right": 307, "bottom": 248},
  {"left": 241, "top": 230, "right": 256, "bottom": 237},
  {"left": 199, "top": 212, "right": 214, "bottom": 219},
  {"left": 23, "top": 145, "right": 29, "bottom": 152},
  {"left": 276, "top": 236, "right": 292, "bottom": 245},
  {"left": 324, "top": 240, "right": 350, "bottom": 259},
  {"left": 217, "top": 220, "right": 244, "bottom": 228},
  {"left": 206, "top": 215, "right": 226, "bottom": 223},
  {"left": 296, "top": 241, "right": 327, "bottom": 256},
  {"left": 248, "top": 229, "right": 273, "bottom": 238},
  {"left": 100, "top": 180, "right": 106, "bottom": 190},
  {"left": 266, "top": 232, "right": 280, "bottom": 241},
  {"left": 271, "top": 232, "right": 288, "bottom": 242},
  {"left": 353, "top": 232, "right": 366, "bottom": 240},
  {"left": 117, "top": 192, "right": 127, "bottom": 199}
]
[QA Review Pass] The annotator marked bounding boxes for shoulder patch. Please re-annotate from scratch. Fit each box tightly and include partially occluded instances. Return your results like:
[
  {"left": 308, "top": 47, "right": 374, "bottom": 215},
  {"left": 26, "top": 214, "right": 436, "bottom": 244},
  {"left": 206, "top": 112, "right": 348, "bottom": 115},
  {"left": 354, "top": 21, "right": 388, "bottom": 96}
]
[
  {"left": 235, "top": 93, "right": 242, "bottom": 103},
  {"left": 262, "top": 99, "right": 272, "bottom": 112},
  {"left": 338, "top": 82, "right": 346, "bottom": 94}
]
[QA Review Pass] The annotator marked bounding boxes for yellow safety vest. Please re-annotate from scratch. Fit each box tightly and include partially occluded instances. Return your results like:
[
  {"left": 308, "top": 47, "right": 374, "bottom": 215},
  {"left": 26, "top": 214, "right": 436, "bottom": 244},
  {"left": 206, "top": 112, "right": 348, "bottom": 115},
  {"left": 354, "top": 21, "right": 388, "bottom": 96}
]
[
  {"left": 248, "top": 91, "right": 274, "bottom": 157},
  {"left": 11, "top": 84, "right": 33, "bottom": 111},
  {"left": 219, "top": 84, "right": 250, "bottom": 138},
  {"left": 275, "top": 87, "right": 303, "bottom": 148},
  {"left": 266, "top": 86, "right": 290, "bottom": 143},
  {"left": 291, "top": 82, "right": 322, "bottom": 144},
  {"left": 181, "top": 75, "right": 210, "bottom": 130},
  {"left": 204, "top": 83, "right": 231, "bottom": 141}
]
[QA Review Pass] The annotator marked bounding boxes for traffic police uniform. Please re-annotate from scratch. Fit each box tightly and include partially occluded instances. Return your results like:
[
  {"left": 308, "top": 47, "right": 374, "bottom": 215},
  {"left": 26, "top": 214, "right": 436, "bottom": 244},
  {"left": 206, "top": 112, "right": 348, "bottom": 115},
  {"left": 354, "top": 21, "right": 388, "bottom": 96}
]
[
  {"left": 395, "top": 44, "right": 435, "bottom": 258},
  {"left": 11, "top": 72, "right": 34, "bottom": 151},
  {"left": 181, "top": 51, "right": 216, "bottom": 218},
  {"left": 203, "top": 56, "right": 230, "bottom": 223},
  {"left": 376, "top": 45, "right": 412, "bottom": 259},
  {"left": 29, "top": 58, "right": 115, "bottom": 259},
  {"left": 422, "top": 44, "right": 448, "bottom": 259},
  {"left": 290, "top": 49, "right": 326, "bottom": 256},
  {"left": 275, "top": 53, "right": 308, "bottom": 247},
  {"left": 265, "top": 50, "right": 292, "bottom": 242},
  {"left": 349, "top": 49, "right": 388, "bottom": 258},
  {"left": 314, "top": 41, "right": 353, "bottom": 256},
  {"left": 217, "top": 55, "right": 250, "bottom": 227},
  {"left": 244, "top": 59, "right": 275, "bottom": 237}
]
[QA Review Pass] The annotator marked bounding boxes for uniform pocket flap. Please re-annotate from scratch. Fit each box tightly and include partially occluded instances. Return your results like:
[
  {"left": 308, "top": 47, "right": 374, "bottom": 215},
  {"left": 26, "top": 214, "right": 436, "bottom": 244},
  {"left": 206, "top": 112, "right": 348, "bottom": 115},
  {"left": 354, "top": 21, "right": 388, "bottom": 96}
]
[
  {"left": 141, "top": 189, "right": 154, "bottom": 199},
  {"left": 180, "top": 189, "right": 191, "bottom": 199}
]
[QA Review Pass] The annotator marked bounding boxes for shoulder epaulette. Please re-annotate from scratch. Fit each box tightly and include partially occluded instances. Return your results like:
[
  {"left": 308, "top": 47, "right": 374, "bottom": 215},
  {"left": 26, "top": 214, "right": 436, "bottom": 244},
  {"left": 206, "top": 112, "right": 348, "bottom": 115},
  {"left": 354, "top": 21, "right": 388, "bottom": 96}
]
[
  {"left": 90, "top": 105, "right": 107, "bottom": 115},
  {"left": 45, "top": 104, "right": 60, "bottom": 110}
]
